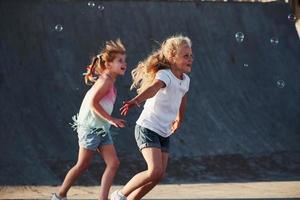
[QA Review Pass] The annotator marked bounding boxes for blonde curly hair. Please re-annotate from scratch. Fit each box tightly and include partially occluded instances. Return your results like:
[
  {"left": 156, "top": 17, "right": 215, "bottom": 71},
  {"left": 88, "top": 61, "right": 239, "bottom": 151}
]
[{"left": 131, "top": 35, "right": 191, "bottom": 94}]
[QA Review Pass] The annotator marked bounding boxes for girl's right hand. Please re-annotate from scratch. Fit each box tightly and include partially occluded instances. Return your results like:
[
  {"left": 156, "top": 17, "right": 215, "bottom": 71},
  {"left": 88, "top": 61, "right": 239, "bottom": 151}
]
[
  {"left": 109, "top": 118, "right": 126, "bottom": 128},
  {"left": 120, "top": 100, "right": 139, "bottom": 116}
]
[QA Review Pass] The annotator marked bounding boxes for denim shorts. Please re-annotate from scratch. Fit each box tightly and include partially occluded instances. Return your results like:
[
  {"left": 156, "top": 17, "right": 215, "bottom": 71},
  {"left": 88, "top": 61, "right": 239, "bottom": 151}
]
[
  {"left": 135, "top": 125, "right": 170, "bottom": 153},
  {"left": 78, "top": 128, "right": 113, "bottom": 151}
]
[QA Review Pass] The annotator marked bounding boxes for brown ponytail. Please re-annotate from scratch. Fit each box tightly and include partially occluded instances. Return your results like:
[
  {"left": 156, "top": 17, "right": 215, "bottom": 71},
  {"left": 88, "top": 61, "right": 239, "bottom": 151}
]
[
  {"left": 84, "top": 56, "right": 100, "bottom": 85},
  {"left": 83, "top": 39, "right": 126, "bottom": 85}
]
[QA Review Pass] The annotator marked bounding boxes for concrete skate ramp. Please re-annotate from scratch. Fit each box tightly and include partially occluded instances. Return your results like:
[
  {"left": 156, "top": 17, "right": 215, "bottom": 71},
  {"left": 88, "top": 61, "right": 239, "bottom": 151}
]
[{"left": 0, "top": 1, "right": 300, "bottom": 185}]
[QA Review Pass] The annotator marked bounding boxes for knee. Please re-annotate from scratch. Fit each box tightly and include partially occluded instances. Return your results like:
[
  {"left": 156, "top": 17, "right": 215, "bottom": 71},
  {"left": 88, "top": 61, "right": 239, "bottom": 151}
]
[
  {"left": 147, "top": 168, "right": 163, "bottom": 182},
  {"left": 106, "top": 158, "right": 120, "bottom": 170},
  {"left": 74, "top": 161, "right": 90, "bottom": 172},
  {"left": 153, "top": 170, "right": 166, "bottom": 183},
  {"left": 154, "top": 170, "right": 166, "bottom": 183}
]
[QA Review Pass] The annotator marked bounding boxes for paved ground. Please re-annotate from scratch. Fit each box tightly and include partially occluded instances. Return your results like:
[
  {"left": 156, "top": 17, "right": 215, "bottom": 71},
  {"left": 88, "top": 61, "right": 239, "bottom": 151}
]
[{"left": 1, "top": 181, "right": 300, "bottom": 199}]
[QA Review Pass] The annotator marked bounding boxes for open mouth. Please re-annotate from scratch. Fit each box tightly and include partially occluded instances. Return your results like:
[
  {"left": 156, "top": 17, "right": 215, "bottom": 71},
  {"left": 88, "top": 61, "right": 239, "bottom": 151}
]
[{"left": 121, "top": 67, "right": 126, "bottom": 71}]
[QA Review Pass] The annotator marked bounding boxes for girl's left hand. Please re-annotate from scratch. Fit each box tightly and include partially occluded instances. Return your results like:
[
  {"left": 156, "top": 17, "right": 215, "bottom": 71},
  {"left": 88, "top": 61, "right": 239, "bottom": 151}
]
[
  {"left": 109, "top": 118, "right": 126, "bottom": 128},
  {"left": 171, "top": 120, "right": 181, "bottom": 134}
]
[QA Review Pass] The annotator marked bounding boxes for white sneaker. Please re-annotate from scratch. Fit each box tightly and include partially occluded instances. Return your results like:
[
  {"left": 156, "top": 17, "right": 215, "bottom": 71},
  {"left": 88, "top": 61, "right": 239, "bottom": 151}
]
[
  {"left": 51, "top": 193, "right": 67, "bottom": 200},
  {"left": 110, "top": 190, "right": 127, "bottom": 200}
]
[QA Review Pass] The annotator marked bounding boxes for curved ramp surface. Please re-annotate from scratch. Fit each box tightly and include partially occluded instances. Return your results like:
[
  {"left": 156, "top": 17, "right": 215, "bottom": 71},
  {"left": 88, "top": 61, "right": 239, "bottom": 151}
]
[{"left": 0, "top": 0, "right": 299, "bottom": 185}]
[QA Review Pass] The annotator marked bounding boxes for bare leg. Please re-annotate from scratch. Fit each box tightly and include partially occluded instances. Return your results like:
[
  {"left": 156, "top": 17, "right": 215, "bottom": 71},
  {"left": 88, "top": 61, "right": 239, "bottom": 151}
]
[
  {"left": 58, "top": 147, "right": 94, "bottom": 197},
  {"left": 127, "top": 152, "right": 169, "bottom": 200},
  {"left": 120, "top": 148, "right": 163, "bottom": 197},
  {"left": 97, "top": 144, "right": 120, "bottom": 200}
]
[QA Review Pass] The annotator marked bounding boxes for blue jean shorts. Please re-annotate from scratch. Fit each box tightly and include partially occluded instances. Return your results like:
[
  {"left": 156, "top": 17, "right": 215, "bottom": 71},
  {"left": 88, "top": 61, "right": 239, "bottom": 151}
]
[
  {"left": 135, "top": 125, "right": 170, "bottom": 153},
  {"left": 78, "top": 128, "right": 113, "bottom": 151}
]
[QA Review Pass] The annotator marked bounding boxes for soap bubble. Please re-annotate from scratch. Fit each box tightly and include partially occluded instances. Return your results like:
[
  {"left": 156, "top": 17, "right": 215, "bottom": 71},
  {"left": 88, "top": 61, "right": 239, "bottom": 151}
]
[
  {"left": 288, "top": 14, "right": 296, "bottom": 22},
  {"left": 55, "top": 24, "right": 63, "bottom": 32},
  {"left": 235, "top": 32, "right": 244, "bottom": 43},
  {"left": 270, "top": 37, "right": 279, "bottom": 45},
  {"left": 88, "top": 1, "right": 95, "bottom": 7},
  {"left": 98, "top": 5, "right": 104, "bottom": 11},
  {"left": 276, "top": 80, "right": 285, "bottom": 88}
]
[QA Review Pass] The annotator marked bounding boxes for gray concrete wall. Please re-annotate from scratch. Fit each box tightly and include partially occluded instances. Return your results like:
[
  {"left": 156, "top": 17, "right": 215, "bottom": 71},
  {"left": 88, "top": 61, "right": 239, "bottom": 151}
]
[{"left": 0, "top": 0, "right": 299, "bottom": 185}]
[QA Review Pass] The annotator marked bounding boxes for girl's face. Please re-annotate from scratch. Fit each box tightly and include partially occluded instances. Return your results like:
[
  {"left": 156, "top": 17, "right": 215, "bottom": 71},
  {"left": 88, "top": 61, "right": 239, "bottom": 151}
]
[
  {"left": 173, "top": 44, "right": 193, "bottom": 73},
  {"left": 107, "top": 53, "right": 127, "bottom": 76}
]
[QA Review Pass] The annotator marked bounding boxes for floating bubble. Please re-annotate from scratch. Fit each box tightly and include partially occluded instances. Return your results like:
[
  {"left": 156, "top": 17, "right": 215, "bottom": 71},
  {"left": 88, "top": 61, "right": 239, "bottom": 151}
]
[
  {"left": 270, "top": 37, "right": 279, "bottom": 45},
  {"left": 288, "top": 14, "right": 296, "bottom": 22},
  {"left": 55, "top": 24, "right": 63, "bottom": 32},
  {"left": 98, "top": 5, "right": 104, "bottom": 11},
  {"left": 276, "top": 80, "right": 285, "bottom": 88},
  {"left": 243, "top": 63, "right": 249, "bottom": 67},
  {"left": 235, "top": 32, "right": 244, "bottom": 43},
  {"left": 88, "top": 1, "right": 95, "bottom": 7}
]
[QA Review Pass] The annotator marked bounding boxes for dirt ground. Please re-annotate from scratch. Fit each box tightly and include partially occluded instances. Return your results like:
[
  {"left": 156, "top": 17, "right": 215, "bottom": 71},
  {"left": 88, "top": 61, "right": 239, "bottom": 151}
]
[{"left": 1, "top": 181, "right": 300, "bottom": 199}]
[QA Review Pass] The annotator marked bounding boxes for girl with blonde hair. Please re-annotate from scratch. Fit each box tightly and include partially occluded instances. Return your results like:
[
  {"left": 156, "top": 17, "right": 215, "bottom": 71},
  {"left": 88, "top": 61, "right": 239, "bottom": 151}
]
[
  {"left": 52, "top": 39, "right": 127, "bottom": 200},
  {"left": 111, "top": 35, "right": 193, "bottom": 200}
]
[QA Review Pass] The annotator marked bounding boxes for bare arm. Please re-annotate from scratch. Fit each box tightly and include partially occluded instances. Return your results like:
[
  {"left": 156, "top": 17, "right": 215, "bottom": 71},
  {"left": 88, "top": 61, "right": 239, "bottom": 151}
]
[
  {"left": 171, "top": 94, "right": 188, "bottom": 133},
  {"left": 133, "top": 79, "right": 166, "bottom": 106},
  {"left": 90, "top": 77, "right": 125, "bottom": 128},
  {"left": 177, "top": 93, "right": 188, "bottom": 123},
  {"left": 120, "top": 79, "right": 165, "bottom": 116}
]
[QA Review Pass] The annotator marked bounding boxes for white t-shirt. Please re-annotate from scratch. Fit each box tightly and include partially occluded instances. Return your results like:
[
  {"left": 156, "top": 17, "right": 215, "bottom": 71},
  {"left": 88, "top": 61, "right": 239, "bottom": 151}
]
[{"left": 136, "top": 69, "right": 190, "bottom": 137}]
